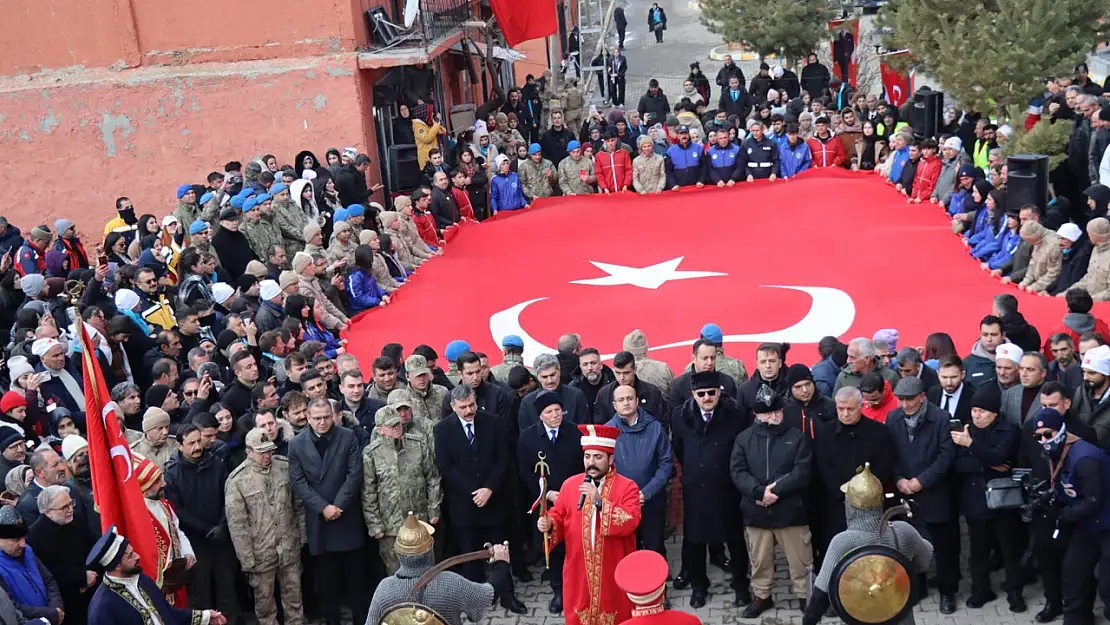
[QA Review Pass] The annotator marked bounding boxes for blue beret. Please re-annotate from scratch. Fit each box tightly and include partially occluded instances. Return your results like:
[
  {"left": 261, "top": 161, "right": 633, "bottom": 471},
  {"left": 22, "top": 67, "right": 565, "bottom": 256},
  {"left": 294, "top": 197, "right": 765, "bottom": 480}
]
[
  {"left": 230, "top": 195, "right": 246, "bottom": 210},
  {"left": 255, "top": 193, "right": 272, "bottom": 204},
  {"left": 445, "top": 340, "right": 471, "bottom": 363},
  {"left": 199, "top": 192, "right": 214, "bottom": 206},
  {"left": 528, "top": 143, "right": 542, "bottom": 155},
  {"left": 333, "top": 208, "right": 349, "bottom": 223},
  {"left": 502, "top": 335, "right": 524, "bottom": 348},
  {"left": 188, "top": 220, "right": 209, "bottom": 236},
  {"left": 176, "top": 184, "right": 193, "bottom": 199},
  {"left": 700, "top": 323, "right": 723, "bottom": 344},
  {"left": 567, "top": 140, "right": 581, "bottom": 152},
  {"left": 270, "top": 183, "right": 288, "bottom": 195},
  {"left": 347, "top": 204, "right": 366, "bottom": 217},
  {"left": 242, "top": 198, "right": 258, "bottom": 212}
]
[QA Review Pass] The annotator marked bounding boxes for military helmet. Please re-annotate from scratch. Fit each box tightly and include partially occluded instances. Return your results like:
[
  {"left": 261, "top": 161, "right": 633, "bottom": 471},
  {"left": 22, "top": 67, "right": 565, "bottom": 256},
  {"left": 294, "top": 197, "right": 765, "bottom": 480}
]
[
  {"left": 841, "top": 464, "right": 884, "bottom": 510},
  {"left": 395, "top": 512, "right": 435, "bottom": 556}
]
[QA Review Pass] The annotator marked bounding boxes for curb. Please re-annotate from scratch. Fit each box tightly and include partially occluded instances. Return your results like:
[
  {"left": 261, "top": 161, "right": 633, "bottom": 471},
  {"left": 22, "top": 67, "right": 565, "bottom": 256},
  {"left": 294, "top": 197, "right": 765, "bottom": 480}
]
[{"left": 708, "top": 44, "right": 776, "bottom": 62}]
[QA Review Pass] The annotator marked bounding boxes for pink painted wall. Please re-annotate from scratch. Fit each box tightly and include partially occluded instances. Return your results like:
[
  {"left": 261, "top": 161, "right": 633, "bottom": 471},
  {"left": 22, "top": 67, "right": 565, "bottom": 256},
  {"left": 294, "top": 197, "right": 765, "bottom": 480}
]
[{"left": 0, "top": 56, "right": 377, "bottom": 236}]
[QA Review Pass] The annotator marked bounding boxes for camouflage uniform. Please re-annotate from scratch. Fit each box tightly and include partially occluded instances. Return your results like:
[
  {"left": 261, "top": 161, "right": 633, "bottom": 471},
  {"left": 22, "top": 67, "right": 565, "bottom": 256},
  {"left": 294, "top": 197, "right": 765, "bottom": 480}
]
[
  {"left": 200, "top": 191, "right": 224, "bottom": 223},
  {"left": 371, "top": 253, "right": 400, "bottom": 293},
  {"left": 715, "top": 348, "right": 749, "bottom": 385},
  {"left": 325, "top": 238, "right": 357, "bottom": 267},
  {"left": 622, "top": 330, "right": 676, "bottom": 397},
  {"left": 225, "top": 456, "right": 304, "bottom": 625},
  {"left": 445, "top": 363, "right": 462, "bottom": 388},
  {"left": 518, "top": 157, "right": 557, "bottom": 199},
  {"left": 561, "top": 79, "right": 587, "bottom": 132},
  {"left": 172, "top": 201, "right": 201, "bottom": 229},
  {"left": 271, "top": 198, "right": 307, "bottom": 255},
  {"left": 184, "top": 240, "right": 224, "bottom": 269},
  {"left": 361, "top": 411, "right": 441, "bottom": 574},
  {"left": 130, "top": 437, "right": 177, "bottom": 470},
  {"left": 557, "top": 155, "right": 596, "bottom": 195},
  {"left": 489, "top": 353, "right": 527, "bottom": 385},
  {"left": 241, "top": 217, "right": 282, "bottom": 261},
  {"left": 1071, "top": 241, "right": 1110, "bottom": 300},
  {"left": 297, "top": 274, "right": 348, "bottom": 331},
  {"left": 368, "top": 380, "right": 407, "bottom": 405},
  {"left": 404, "top": 384, "right": 448, "bottom": 424},
  {"left": 490, "top": 125, "right": 526, "bottom": 154}
]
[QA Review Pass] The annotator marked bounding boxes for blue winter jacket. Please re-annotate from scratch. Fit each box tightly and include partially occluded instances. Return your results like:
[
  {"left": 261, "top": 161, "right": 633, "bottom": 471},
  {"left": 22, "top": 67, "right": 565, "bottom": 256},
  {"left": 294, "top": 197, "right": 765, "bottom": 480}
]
[
  {"left": 346, "top": 269, "right": 387, "bottom": 313},
  {"left": 303, "top": 321, "right": 341, "bottom": 359},
  {"left": 704, "top": 144, "right": 743, "bottom": 184},
  {"left": 490, "top": 172, "right": 526, "bottom": 212},
  {"left": 779, "top": 140, "right": 812, "bottom": 178},
  {"left": 987, "top": 228, "right": 1022, "bottom": 270},
  {"left": 605, "top": 410, "right": 674, "bottom": 509},
  {"left": 947, "top": 187, "right": 974, "bottom": 216},
  {"left": 966, "top": 208, "right": 993, "bottom": 247},
  {"left": 887, "top": 146, "right": 911, "bottom": 184},
  {"left": 665, "top": 142, "right": 705, "bottom": 188},
  {"left": 971, "top": 221, "right": 1005, "bottom": 260},
  {"left": 770, "top": 131, "right": 790, "bottom": 155},
  {"left": 811, "top": 356, "right": 839, "bottom": 398}
]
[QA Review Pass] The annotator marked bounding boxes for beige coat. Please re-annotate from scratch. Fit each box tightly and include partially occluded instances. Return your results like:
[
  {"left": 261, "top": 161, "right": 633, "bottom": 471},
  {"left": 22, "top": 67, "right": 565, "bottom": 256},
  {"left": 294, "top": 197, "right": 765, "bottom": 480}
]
[
  {"left": 1071, "top": 241, "right": 1110, "bottom": 300},
  {"left": 1020, "top": 233, "right": 1063, "bottom": 293},
  {"left": 557, "top": 155, "right": 596, "bottom": 195},
  {"left": 633, "top": 153, "right": 667, "bottom": 193},
  {"left": 297, "top": 274, "right": 348, "bottom": 331},
  {"left": 225, "top": 457, "right": 302, "bottom": 572}
]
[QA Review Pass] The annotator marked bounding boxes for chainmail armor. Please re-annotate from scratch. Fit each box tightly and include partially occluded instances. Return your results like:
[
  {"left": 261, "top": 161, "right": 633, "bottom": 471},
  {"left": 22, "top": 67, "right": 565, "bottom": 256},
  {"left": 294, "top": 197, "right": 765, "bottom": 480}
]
[{"left": 366, "top": 551, "right": 496, "bottom": 625}]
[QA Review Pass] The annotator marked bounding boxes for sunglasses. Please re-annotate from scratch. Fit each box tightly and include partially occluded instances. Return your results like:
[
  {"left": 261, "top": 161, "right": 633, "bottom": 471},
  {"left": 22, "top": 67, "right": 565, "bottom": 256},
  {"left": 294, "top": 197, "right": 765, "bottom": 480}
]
[
  {"left": 694, "top": 389, "right": 719, "bottom": 398},
  {"left": 1035, "top": 431, "right": 1057, "bottom": 441}
]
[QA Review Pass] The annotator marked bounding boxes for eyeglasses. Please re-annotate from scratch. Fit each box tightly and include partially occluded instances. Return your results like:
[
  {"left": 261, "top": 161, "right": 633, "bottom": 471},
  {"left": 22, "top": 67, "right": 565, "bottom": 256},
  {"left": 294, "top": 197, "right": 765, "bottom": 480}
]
[
  {"left": 50, "top": 501, "right": 75, "bottom": 512},
  {"left": 182, "top": 390, "right": 197, "bottom": 397},
  {"left": 694, "top": 389, "right": 719, "bottom": 398}
]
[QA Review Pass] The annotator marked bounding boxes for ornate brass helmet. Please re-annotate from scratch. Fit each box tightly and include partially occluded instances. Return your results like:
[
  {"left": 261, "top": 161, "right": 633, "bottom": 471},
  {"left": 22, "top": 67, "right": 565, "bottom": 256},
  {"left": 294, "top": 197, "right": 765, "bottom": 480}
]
[
  {"left": 395, "top": 512, "right": 435, "bottom": 556},
  {"left": 841, "top": 463, "right": 883, "bottom": 510}
]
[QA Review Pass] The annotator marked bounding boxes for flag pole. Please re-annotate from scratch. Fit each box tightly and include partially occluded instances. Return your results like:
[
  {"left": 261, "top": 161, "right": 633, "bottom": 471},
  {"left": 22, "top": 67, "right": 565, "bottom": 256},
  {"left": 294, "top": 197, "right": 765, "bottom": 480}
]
[
  {"left": 73, "top": 316, "right": 103, "bottom": 411},
  {"left": 534, "top": 452, "right": 551, "bottom": 569}
]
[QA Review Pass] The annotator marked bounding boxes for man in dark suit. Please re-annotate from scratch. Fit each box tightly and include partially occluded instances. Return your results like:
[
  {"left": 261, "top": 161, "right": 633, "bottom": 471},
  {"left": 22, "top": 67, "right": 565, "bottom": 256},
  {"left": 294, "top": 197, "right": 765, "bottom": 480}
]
[
  {"left": 435, "top": 384, "right": 528, "bottom": 613},
  {"left": 927, "top": 356, "right": 974, "bottom": 425},
  {"left": 288, "top": 398, "right": 367, "bottom": 625},
  {"left": 886, "top": 377, "right": 959, "bottom": 614},
  {"left": 16, "top": 447, "right": 68, "bottom": 527},
  {"left": 594, "top": 351, "right": 667, "bottom": 424},
  {"left": 895, "top": 348, "right": 940, "bottom": 391},
  {"left": 517, "top": 391, "right": 582, "bottom": 614}
]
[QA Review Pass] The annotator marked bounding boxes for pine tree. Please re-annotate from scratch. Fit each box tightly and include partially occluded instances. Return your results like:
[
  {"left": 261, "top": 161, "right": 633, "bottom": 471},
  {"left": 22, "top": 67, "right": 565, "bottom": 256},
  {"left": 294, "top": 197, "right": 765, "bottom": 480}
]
[
  {"left": 698, "top": 0, "right": 831, "bottom": 65},
  {"left": 877, "top": 0, "right": 1107, "bottom": 111}
]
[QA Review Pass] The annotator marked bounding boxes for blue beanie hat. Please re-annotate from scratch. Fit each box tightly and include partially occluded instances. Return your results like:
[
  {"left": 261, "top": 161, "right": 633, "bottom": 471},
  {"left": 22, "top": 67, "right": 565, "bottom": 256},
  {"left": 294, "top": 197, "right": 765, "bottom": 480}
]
[
  {"left": 567, "top": 140, "right": 581, "bottom": 152},
  {"left": 347, "top": 204, "right": 366, "bottom": 217},
  {"left": 333, "top": 208, "right": 349, "bottom": 223},
  {"left": 270, "top": 182, "right": 288, "bottom": 195},
  {"left": 957, "top": 163, "right": 978, "bottom": 179},
  {"left": 1032, "top": 407, "right": 1065, "bottom": 432},
  {"left": 255, "top": 193, "right": 272, "bottom": 204},
  {"left": 199, "top": 191, "right": 214, "bottom": 206},
  {"left": 445, "top": 340, "right": 471, "bottom": 363},
  {"left": 242, "top": 198, "right": 259, "bottom": 213},
  {"left": 188, "top": 220, "right": 209, "bottom": 236},
  {"left": 176, "top": 184, "right": 193, "bottom": 199},
  {"left": 230, "top": 195, "right": 246, "bottom": 210},
  {"left": 700, "top": 323, "right": 724, "bottom": 344},
  {"left": 528, "top": 143, "right": 542, "bottom": 155}
]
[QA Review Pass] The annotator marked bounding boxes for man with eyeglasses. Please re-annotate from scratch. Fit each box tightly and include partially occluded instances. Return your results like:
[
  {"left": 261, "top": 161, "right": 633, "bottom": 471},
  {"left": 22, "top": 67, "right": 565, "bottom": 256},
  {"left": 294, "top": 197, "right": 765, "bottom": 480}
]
[
  {"left": 27, "top": 484, "right": 96, "bottom": 625},
  {"left": 134, "top": 267, "right": 176, "bottom": 331},
  {"left": 672, "top": 371, "right": 751, "bottom": 608}
]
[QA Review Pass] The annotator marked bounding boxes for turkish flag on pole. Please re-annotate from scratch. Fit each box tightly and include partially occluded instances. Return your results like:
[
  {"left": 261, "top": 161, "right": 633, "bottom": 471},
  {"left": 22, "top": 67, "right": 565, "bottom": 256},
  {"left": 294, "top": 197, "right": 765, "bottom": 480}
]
[
  {"left": 490, "top": 0, "right": 557, "bottom": 47},
  {"left": 880, "top": 51, "right": 913, "bottom": 107},
  {"left": 76, "top": 318, "right": 159, "bottom": 579}
]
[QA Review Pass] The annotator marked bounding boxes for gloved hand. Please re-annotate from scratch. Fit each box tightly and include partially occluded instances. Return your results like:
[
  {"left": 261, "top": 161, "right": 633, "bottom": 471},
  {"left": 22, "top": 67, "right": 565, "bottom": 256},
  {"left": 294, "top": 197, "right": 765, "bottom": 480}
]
[{"left": 488, "top": 560, "right": 514, "bottom": 605}]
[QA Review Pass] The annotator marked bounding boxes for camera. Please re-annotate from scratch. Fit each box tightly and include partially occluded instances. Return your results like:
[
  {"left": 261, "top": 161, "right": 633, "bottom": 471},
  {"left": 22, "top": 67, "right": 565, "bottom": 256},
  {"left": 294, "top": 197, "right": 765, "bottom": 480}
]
[{"left": 1017, "top": 469, "right": 1056, "bottom": 523}]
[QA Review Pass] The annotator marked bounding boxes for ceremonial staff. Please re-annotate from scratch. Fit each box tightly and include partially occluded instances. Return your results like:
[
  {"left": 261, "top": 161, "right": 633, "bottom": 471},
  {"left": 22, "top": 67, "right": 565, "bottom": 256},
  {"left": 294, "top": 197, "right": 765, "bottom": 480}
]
[{"left": 529, "top": 452, "right": 552, "bottom": 569}]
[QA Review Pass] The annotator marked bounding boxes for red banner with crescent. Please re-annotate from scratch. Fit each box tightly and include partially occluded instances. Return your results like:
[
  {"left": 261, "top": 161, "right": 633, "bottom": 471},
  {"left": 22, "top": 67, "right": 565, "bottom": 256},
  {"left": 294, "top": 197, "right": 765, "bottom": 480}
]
[
  {"left": 78, "top": 320, "right": 159, "bottom": 579},
  {"left": 827, "top": 18, "right": 860, "bottom": 87},
  {"left": 880, "top": 51, "right": 914, "bottom": 108}
]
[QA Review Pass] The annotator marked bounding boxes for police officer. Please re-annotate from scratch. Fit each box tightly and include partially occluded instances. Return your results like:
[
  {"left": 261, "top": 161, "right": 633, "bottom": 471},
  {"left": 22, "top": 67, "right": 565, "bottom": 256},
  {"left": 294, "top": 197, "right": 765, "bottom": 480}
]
[{"left": 742, "top": 121, "right": 779, "bottom": 181}]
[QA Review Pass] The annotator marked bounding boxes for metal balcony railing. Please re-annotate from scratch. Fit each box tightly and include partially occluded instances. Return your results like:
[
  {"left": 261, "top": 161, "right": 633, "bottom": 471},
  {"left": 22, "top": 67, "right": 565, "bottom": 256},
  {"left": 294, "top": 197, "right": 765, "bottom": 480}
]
[{"left": 371, "top": 0, "right": 471, "bottom": 52}]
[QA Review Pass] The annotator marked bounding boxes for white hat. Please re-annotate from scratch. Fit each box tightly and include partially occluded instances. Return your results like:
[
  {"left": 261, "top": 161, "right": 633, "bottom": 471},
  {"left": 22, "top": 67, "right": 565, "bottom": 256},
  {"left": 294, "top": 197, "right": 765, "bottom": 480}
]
[
  {"left": 1082, "top": 345, "right": 1110, "bottom": 376},
  {"left": 342, "top": 147, "right": 358, "bottom": 160},
  {"left": 494, "top": 154, "right": 509, "bottom": 169},
  {"left": 943, "top": 137, "right": 963, "bottom": 151},
  {"left": 61, "top": 435, "right": 88, "bottom": 461},
  {"left": 1058, "top": 222, "right": 1083, "bottom": 243},
  {"left": 211, "top": 283, "right": 235, "bottom": 305},
  {"left": 994, "top": 343, "right": 1024, "bottom": 365},
  {"left": 114, "top": 289, "right": 140, "bottom": 312},
  {"left": 259, "top": 280, "right": 281, "bottom": 301},
  {"left": 6, "top": 357, "right": 33, "bottom": 383},
  {"left": 31, "top": 338, "right": 61, "bottom": 358},
  {"left": 161, "top": 215, "right": 179, "bottom": 228},
  {"left": 772, "top": 65, "right": 784, "bottom": 79},
  {"left": 998, "top": 124, "right": 1013, "bottom": 138}
]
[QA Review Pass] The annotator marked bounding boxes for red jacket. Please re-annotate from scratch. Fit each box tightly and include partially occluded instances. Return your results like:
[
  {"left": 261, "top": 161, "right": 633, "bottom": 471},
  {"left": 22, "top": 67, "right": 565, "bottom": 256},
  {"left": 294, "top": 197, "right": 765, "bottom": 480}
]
[
  {"left": 413, "top": 210, "right": 440, "bottom": 248},
  {"left": 911, "top": 155, "right": 943, "bottom": 201},
  {"left": 450, "top": 187, "right": 476, "bottom": 221},
  {"left": 595, "top": 149, "right": 633, "bottom": 192},
  {"left": 1042, "top": 316, "right": 1110, "bottom": 361},
  {"left": 861, "top": 381, "right": 899, "bottom": 424},
  {"left": 806, "top": 133, "right": 846, "bottom": 168}
]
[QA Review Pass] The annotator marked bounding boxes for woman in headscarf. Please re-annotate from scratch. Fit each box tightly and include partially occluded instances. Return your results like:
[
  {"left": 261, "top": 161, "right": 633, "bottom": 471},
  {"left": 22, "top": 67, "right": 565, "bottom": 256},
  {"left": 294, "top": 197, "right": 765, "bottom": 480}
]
[
  {"left": 347, "top": 244, "right": 391, "bottom": 313},
  {"left": 377, "top": 233, "right": 410, "bottom": 283},
  {"left": 290, "top": 179, "right": 321, "bottom": 227},
  {"left": 852, "top": 121, "right": 886, "bottom": 172},
  {"left": 379, "top": 211, "right": 426, "bottom": 269},
  {"left": 293, "top": 150, "right": 332, "bottom": 185},
  {"left": 284, "top": 294, "right": 341, "bottom": 358},
  {"left": 356, "top": 230, "right": 400, "bottom": 293},
  {"left": 394, "top": 104, "right": 416, "bottom": 145},
  {"left": 103, "top": 232, "right": 134, "bottom": 266}
]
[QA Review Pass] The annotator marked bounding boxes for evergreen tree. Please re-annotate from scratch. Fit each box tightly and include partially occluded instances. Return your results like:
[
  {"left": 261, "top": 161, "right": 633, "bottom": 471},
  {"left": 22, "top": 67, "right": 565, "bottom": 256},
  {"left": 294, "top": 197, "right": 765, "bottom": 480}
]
[
  {"left": 699, "top": 0, "right": 831, "bottom": 65},
  {"left": 878, "top": 0, "right": 1107, "bottom": 111}
]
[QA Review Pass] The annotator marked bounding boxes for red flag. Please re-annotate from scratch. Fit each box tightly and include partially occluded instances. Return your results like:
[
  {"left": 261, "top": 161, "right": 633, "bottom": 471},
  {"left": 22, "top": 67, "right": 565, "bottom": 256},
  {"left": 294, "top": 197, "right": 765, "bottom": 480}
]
[
  {"left": 880, "top": 51, "right": 913, "bottom": 107},
  {"left": 490, "top": 0, "right": 557, "bottom": 47},
  {"left": 77, "top": 320, "right": 159, "bottom": 579}
]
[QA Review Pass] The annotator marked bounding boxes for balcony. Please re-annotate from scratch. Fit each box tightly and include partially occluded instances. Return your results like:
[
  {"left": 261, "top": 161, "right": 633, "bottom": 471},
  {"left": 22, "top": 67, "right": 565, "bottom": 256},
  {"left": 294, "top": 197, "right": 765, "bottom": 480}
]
[{"left": 357, "top": 0, "right": 476, "bottom": 68}]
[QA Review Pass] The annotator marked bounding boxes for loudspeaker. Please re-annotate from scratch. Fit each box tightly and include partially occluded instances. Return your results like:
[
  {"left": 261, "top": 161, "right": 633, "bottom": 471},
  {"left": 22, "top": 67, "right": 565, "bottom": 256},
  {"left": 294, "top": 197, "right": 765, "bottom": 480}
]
[
  {"left": 367, "top": 8, "right": 406, "bottom": 47},
  {"left": 910, "top": 88, "right": 943, "bottom": 138},
  {"left": 1007, "top": 154, "right": 1050, "bottom": 212},
  {"left": 388, "top": 144, "right": 422, "bottom": 191}
]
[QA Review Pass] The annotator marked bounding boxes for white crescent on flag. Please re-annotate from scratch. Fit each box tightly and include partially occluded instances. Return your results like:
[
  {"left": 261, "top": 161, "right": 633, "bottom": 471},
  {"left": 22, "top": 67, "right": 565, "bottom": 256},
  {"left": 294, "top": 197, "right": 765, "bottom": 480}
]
[{"left": 102, "top": 402, "right": 133, "bottom": 482}]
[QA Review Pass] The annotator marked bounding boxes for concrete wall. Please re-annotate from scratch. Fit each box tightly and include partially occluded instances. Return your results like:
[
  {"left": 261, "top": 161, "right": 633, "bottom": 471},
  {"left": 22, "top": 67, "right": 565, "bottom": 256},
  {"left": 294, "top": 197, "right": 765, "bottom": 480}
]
[{"left": 0, "top": 55, "right": 376, "bottom": 234}]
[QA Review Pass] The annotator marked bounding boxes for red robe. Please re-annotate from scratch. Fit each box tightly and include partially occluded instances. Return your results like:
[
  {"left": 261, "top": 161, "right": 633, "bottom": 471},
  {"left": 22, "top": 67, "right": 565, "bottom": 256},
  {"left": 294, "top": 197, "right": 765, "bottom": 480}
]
[
  {"left": 148, "top": 499, "right": 189, "bottom": 607},
  {"left": 619, "top": 608, "right": 703, "bottom": 625},
  {"left": 548, "top": 470, "right": 641, "bottom": 625}
]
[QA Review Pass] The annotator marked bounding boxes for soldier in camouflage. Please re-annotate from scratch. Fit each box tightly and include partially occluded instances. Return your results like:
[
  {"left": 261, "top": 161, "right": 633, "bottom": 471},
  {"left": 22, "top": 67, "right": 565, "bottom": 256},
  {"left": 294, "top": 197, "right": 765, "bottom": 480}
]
[
  {"left": 225, "top": 428, "right": 304, "bottom": 625},
  {"left": 254, "top": 195, "right": 285, "bottom": 257},
  {"left": 489, "top": 335, "right": 528, "bottom": 384},
  {"left": 561, "top": 77, "right": 587, "bottom": 133},
  {"left": 268, "top": 183, "right": 308, "bottom": 255},
  {"left": 518, "top": 144, "right": 557, "bottom": 200},
  {"left": 173, "top": 185, "right": 201, "bottom": 227},
  {"left": 557, "top": 141, "right": 597, "bottom": 196},
  {"left": 700, "top": 323, "right": 748, "bottom": 385},
  {"left": 386, "top": 389, "right": 435, "bottom": 441},
  {"left": 241, "top": 199, "right": 281, "bottom": 261},
  {"left": 622, "top": 329, "right": 676, "bottom": 397},
  {"left": 183, "top": 221, "right": 226, "bottom": 274},
  {"left": 403, "top": 355, "right": 449, "bottom": 424},
  {"left": 361, "top": 405, "right": 441, "bottom": 574}
]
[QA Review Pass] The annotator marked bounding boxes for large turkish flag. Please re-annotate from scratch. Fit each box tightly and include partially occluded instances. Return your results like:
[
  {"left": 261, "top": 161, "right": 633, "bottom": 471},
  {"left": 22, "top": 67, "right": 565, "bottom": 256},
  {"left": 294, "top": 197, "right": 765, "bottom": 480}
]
[
  {"left": 490, "top": 0, "right": 558, "bottom": 47},
  {"left": 880, "top": 51, "right": 913, "bottom": 107},
  {"left": 346, "top": 168, "right": 1096, "bottom": 371}
]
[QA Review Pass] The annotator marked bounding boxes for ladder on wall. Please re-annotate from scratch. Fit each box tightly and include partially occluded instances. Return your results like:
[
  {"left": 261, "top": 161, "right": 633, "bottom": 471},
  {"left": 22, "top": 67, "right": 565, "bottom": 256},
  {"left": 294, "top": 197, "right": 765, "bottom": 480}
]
[{"left": 577, "top": 0, "right": 611, "bottom": 100}]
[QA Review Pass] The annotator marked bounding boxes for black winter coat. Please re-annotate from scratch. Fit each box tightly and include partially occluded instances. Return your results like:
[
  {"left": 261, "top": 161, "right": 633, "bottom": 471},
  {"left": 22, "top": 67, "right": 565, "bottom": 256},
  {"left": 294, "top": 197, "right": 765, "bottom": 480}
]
[
  {"left": 730, "top": 421, "right": 812, "bottom": 528},
  {"left": 738, "top": 371, "right": 791, "bottom": 413},
  {"left": 288, "top": 425, "right": 366, "bottom": 555},
  {"left": 953, "top": 417, "right": 1020, "bottom": 519},
  {"left": 670, "top": 368, "right": 738, "bottom": 423},
  {"left": 637, "top": 91, "right": 671, "bottom": 127},
  {"left": 26, "top": 515, "right": 95, "bottom": 625},
  {"left": 673, "top": 396, "right": 750, "bottom": 542},
  {"left": 540, "top": 126, "right": 577, "bottom": 166},
  {"left": 748, "top": 74, "right": 774, "bottom": 103},
  {"left": 435, "top": 410, "right": 512, "bottom": 528},
  {"left": 164, "top": 449, "right": 230, "bottom": 543},
  {"left": 715, "top": 63, "right": 745, "bottom": 90},
  {"left": 334, "top": 163, "right": 369, "bottom": 208},
  {"left": 517, "top": 422, "right": 583, "bottom": 504},
  {"left": 886, "top": 403, "right": 957, "bottom": 523},
  {"left": 518, "top": 384, "right": 589, "bottom": 433},
  {"left": 211, "top": 227, "right": 258, "bottom": 278},
  {"left": 782, "top": 393, "right": 837, "bottom": 438},
  {"left": 1051, "top": 237, "right": 1093, "bottom": 295},
  {"left": 800, "top": 62, "right": 831, "bottom": 98},
  {"left": 569, "top": 366, "right": 617, "bottom": 421},
  {"left": 811, "top": 417, "right": 896, "bottom": 507},
  {"left": 1001, "top": 310, "right": 1042, "bottom": 354}
]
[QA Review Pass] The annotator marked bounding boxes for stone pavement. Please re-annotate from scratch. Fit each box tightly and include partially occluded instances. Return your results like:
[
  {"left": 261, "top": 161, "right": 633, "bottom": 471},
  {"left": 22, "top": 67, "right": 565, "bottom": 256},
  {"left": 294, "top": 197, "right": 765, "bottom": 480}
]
[{"left": 480, "top": 533, "right": 1050, "bottom": 625}]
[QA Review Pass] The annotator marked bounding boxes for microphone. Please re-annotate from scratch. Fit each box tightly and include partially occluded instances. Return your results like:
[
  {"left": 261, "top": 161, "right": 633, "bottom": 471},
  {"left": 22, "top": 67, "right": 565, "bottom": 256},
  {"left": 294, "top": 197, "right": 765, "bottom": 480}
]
[{"left": 578, "top": 474, "right": 592, "bottom": 510}]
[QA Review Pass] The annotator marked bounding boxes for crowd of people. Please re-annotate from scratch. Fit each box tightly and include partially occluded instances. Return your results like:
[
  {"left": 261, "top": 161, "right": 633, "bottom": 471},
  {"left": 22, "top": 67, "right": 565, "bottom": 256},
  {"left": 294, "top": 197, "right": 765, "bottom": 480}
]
[{"left": 2, "top": 38, "right": 1110, "bottom": 625}]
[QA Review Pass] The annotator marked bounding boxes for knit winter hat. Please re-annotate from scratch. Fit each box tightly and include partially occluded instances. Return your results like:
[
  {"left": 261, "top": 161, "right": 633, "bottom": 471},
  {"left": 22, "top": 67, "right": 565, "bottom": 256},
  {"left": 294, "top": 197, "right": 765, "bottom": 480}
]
[
  {"left": 303, "top": 223, "right": 322, "bottom": 242},
  {"left": 359, "top": 229, "right": 377, "bottom": 245},
  {"left": 53, "top": 219, "right": 74, "bottom": 235},
  {"left": 0, "top": 426, "right": 23, "bottom": 452},
  {"left": 785, "top": 363, "right": 814, "bottom": 387},
  {"left": 279, "top": 271, "right": 298, "bottom": 290},
  {"left": 245, "top": 260, "right": 268, "bottom": 279},
  {"left": 211, "top": 283, "right": 235, "bottom": 305},
  {"left": 19, "top": 274, "right": 45, "bottom": 298},
  {"left": 622, "top": 329, "right": 649, "bottom": 357},
  {"left": 61, "top": 435, "right": 88, "bottom": 461},
  {"left": 142, "top": 407, "right": 171, "bottom": 432},
  {"left": 333, "top": 221, "right": 352, "bottom": 235},
  {"left": 0, "top": 392, "right": 26, "bottom": 415},
  {"left": 6, "top": 358, "right": 33, "bottom": 385},
  {"left": 291, "top": 252, "right": 313, "bottom": 275},
  {"left": 29, "top": 226, "right": 52, "bottom": 243},
  {"left": 114, "top": 289, "right": 140, "bottom": 312}
]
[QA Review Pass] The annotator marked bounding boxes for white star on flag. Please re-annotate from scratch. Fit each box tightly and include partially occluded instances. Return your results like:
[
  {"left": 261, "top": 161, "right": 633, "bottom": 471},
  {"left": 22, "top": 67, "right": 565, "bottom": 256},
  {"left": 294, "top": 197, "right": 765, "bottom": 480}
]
[{"left": 569, "top": 257, "right": 727, "bottom": 290}]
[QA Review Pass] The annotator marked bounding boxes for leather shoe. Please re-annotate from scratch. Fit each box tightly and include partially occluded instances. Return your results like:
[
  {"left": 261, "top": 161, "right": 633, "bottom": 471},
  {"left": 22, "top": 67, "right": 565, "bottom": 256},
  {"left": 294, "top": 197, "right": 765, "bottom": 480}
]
[
  {"left": 1035, "top": 605, "right": 1061, "bottom": 622},
  {"left": 709, "top": 554, "right": 731, "bottom": 570},
  {"left": 513, "top": 568, "right": 533, "bottom": 582},
  {"left": 690, "top": 589, "right": 707, "bottom": 609},
  {"left": 939, "top": 594, "right": 957, "bottom": 614},
  {"left": 742, "top": 597, "right": 774, "bottom": 619},
  {"left": 966, "top": 590, "right": 996, "bottom": 609},
  {"left": 664, "top": 598, "right": 671, "bottom": 610},
  {"left": 734, "top": 586, "right": 751, "bottom": 607},
  {"left": 549, "top": 595, "right": 563, "bottom": 614},
  {"left": 673, "top": 573, "right": 690, "bottom": 590},
  {"left": 502, "top": 598, "right": 528, "bottom": 615},
  {"left": 1007, "top": 592, "right": 1026, "bottom": 613}
]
